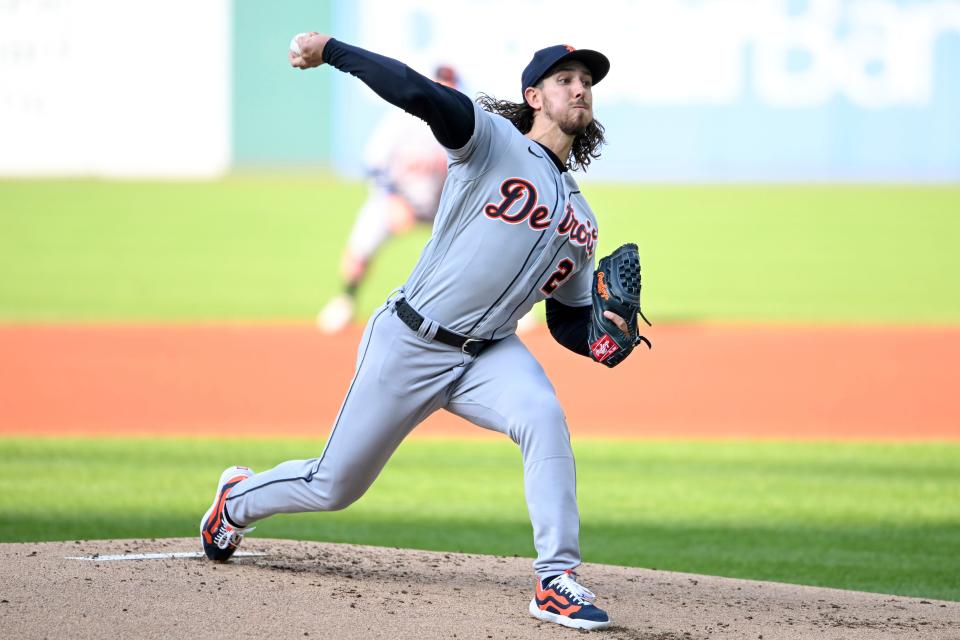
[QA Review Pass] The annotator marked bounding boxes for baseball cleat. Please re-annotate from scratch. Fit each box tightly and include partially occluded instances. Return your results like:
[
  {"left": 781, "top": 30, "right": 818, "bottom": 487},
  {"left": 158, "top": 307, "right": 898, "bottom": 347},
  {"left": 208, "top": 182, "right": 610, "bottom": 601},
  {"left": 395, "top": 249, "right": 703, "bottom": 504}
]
[
  {"left": 200, "top": 466, "right": 256, "bottom": 562},
  {"left": 317, "top": 294, "right": 355, "bottom": 334},
  {"left": 529, "top": 570, "right": 611, "bottom": 631}
]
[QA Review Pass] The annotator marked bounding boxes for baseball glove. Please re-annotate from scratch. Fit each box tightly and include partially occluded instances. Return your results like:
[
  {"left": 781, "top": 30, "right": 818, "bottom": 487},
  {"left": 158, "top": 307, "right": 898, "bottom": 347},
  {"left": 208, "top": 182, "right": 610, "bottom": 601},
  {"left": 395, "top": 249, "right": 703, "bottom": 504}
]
[{"left": 587, "top": 243, "right": 652, "bottom": 368}]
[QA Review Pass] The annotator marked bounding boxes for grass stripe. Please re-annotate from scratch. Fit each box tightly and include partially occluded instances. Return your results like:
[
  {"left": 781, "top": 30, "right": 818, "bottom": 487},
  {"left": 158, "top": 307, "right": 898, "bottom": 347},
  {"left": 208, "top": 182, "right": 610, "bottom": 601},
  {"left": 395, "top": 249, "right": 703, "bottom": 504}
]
[{"left": 1, "top": 437, "right": 957, "bottom": 600}]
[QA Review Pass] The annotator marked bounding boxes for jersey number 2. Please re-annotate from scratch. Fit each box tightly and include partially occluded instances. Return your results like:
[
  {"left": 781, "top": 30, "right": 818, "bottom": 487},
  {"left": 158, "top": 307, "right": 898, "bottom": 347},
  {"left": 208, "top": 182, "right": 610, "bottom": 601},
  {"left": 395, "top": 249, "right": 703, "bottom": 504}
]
[{"left": 541, "top": 258, "right": 575, "bottom": 295}]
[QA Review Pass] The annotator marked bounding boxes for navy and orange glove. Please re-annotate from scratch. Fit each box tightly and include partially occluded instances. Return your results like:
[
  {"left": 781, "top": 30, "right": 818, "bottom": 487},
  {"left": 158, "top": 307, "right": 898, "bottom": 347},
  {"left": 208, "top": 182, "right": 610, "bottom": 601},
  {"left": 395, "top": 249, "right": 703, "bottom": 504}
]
[{"left": 587, "top": 243, "right": 651, "bottom": 368}]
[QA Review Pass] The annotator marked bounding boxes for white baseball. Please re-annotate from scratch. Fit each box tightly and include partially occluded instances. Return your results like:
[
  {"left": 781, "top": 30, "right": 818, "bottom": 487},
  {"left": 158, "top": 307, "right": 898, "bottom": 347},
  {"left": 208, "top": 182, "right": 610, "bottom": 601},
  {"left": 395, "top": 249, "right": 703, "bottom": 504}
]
[{"left": 289, "top": 32, "right": 311, "bottom": 56}]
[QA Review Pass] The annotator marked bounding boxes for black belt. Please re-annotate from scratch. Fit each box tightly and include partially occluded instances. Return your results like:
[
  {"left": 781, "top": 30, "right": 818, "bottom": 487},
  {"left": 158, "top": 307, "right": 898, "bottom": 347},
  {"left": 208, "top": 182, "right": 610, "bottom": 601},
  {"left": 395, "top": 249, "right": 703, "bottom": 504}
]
[{"left": 394, "top": 298, "right": 492, "bottom": 357}]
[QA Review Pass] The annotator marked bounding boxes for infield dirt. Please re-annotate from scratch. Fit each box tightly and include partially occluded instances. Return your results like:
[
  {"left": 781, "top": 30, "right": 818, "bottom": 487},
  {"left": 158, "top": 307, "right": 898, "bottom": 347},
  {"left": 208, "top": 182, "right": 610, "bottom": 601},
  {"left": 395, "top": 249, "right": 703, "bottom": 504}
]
[
  {"left": 2, "top": 323, "right": 958, "bottom": 438},
  {"left": 2, "top": 538, "right": 957, "bottom": 640}
]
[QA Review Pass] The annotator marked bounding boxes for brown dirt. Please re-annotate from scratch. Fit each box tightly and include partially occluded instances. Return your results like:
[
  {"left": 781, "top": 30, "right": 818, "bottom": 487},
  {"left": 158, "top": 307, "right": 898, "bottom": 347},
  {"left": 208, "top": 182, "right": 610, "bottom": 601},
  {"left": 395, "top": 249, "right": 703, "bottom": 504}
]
[
  {"left": 1, "top": 538, "right": 957, "bottom": 640},
  {"left": 1, "top": 323, "right": 958, "bottom": 439}
]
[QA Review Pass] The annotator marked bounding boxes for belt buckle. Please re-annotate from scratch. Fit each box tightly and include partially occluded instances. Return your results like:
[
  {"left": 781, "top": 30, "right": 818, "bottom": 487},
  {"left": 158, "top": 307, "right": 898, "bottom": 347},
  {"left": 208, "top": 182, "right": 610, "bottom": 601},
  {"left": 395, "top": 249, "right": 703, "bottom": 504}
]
[{"left": 461, "top": 338, "right": 481, "bottom": 355}]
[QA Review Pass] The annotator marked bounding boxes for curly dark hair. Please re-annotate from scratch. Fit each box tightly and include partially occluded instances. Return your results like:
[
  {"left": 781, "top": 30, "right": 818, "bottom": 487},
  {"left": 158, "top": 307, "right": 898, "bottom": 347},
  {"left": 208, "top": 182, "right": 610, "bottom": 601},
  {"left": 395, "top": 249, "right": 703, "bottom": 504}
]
[{"left": 476, "top": 93, "right": 606, "bottom": 172}]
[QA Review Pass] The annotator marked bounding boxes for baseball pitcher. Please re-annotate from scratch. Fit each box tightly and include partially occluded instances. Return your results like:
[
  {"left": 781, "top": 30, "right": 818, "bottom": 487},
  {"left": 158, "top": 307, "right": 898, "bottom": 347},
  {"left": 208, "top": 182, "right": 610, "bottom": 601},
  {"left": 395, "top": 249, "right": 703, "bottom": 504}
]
[{"left": 201, "top": 33, "right": 651, "bottom": 632}]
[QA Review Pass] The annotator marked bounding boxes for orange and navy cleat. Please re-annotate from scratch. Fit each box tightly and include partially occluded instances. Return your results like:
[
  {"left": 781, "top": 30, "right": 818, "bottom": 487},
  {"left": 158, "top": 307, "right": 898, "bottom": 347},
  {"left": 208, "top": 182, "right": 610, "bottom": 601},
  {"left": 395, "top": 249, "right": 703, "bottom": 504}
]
[
  {"left": 528, "top": 570, "right": 611, "bottom": 630},
  {"left": 199, "top": 466, "right": 256, "bottom": 562}
]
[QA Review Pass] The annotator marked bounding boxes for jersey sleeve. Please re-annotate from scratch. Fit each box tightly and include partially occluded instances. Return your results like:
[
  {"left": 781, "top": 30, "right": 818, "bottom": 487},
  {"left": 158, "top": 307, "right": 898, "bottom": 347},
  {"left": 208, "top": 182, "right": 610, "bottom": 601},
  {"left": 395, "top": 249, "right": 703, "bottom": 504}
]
[
  {"left": 549, "top": 255, "right": 594, "bottom": 307},
  {"left": 445, "top": 102, "right": 514, "bottom": 180}
]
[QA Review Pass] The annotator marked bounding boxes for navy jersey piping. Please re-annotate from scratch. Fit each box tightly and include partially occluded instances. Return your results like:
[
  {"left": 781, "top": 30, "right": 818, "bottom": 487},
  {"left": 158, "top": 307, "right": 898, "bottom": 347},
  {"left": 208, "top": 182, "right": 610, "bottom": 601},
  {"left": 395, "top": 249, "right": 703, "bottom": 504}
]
[
  {"left": 226, "top": 304, "right": 390, "bottom": 502},
  {"left": 468, "top": 169, "right": 563, "bottom": 336},
  {"left": 466, "top": 228, "right": 548, "bottom": 335},
  {"left": 504, "top": 242, "right": 567, "bottom": 334}
]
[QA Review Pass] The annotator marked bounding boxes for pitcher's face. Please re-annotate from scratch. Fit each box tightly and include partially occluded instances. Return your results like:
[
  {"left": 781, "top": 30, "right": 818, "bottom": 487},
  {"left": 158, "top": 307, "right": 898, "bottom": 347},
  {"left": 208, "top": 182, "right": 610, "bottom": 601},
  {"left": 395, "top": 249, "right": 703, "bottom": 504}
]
[{"left": 539, "top": 61, "right": 594, "bottom": 135}]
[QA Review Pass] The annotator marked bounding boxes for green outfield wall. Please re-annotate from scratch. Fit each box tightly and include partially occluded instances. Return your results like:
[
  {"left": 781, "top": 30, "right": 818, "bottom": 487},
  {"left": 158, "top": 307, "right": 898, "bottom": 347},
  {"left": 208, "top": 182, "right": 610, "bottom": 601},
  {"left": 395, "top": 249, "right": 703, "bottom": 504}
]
[{"left": 232, "top": 1, "right": 334, "bottom": 167}]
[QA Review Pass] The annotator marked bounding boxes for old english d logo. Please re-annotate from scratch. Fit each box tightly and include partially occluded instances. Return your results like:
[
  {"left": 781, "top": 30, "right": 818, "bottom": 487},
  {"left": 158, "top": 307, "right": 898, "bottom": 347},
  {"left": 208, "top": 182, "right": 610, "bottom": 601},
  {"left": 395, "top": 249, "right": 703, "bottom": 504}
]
[{"left": 483, "top": 177, "right": 551, "bottom": 230}]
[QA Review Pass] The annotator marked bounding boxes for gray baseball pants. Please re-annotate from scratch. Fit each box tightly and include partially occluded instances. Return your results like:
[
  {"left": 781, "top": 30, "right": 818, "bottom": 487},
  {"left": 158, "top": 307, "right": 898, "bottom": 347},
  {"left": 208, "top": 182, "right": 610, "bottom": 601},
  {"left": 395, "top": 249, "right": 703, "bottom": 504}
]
[{"left": 225, "top": 298, "right": 580, "bottom": 576}]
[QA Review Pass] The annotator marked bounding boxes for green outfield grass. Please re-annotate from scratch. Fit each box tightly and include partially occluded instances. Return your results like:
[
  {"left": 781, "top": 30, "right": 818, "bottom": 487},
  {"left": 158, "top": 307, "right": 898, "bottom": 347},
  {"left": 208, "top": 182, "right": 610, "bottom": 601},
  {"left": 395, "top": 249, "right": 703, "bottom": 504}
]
[
  {"left": 1, "top": 178, "right": 958, "bottom": 324},
  {"left": 1, "top": 437, "right": 957, "bottom": 601}
]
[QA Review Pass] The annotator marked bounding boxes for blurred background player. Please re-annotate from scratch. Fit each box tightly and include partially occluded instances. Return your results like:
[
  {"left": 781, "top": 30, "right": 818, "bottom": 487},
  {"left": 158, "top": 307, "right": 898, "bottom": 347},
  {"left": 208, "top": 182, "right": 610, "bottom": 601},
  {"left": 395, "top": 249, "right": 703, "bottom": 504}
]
[
  {"left": 317, "top": 65, "right": 458, "bottom": 333},
  {"left": 317, "top": 65, "right": 539, "bottom": 334}
]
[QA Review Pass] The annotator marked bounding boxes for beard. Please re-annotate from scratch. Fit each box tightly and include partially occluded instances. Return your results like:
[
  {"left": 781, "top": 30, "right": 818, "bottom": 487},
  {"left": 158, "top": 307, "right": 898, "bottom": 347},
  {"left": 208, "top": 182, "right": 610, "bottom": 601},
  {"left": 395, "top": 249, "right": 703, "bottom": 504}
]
[
  {"left": 545, "top": 96, "right": 592, "bottom": 136},
  {"left": 559, "top": 116, "right": 589, "bottom": 136}
]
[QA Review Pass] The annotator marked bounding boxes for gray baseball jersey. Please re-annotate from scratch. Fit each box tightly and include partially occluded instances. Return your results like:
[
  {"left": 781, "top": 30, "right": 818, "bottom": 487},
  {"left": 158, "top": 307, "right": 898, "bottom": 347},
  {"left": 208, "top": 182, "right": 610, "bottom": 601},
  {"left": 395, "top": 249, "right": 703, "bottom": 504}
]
[
  {"left": 406, "top": 102, "right": 597, "bottom": 339},
  {"left": 222, "top": 53, "right": 601, "bottom": 580}
]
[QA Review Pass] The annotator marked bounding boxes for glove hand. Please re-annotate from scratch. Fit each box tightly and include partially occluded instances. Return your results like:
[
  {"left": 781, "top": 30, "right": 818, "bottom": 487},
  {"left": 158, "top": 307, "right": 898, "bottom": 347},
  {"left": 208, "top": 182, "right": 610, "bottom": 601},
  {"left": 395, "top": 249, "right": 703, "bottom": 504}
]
[
  {"left": 588, "top": 243, "right": 651, "bottom": 367},
  {"left": 604, "top": 310, "right": 653, "bottom": 348},
  {"left": 603, "top": 310, "right": 629, "bottom": 334}
]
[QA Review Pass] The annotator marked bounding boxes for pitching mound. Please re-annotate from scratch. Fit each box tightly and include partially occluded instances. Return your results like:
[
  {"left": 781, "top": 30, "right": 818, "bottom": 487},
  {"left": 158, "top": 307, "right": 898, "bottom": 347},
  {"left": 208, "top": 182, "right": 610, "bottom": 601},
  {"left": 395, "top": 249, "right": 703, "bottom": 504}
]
[{"left": 1, "top": 539, "right": 956, "bottom": 639}]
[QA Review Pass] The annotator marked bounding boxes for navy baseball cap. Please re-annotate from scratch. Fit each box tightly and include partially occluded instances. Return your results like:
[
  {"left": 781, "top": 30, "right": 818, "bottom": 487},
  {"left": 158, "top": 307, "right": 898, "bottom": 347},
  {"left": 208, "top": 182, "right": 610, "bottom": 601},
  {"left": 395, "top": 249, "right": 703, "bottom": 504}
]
[{"left": 521, "top": 44, "right": 610, "bottom": 99}]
